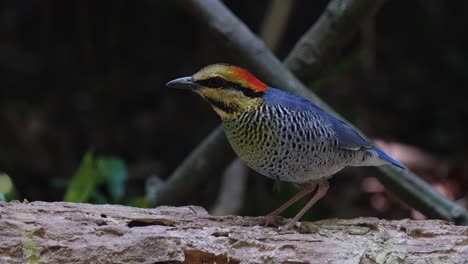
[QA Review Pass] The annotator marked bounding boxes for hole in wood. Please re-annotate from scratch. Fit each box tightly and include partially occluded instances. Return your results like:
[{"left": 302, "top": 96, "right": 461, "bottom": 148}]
[{"left": 127, "top": 219, "right": 176, "bottom": 228}]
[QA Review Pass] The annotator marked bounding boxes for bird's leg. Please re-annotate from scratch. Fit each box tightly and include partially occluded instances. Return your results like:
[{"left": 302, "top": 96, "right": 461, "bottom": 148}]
[
  {"left": 258, "top": 181, "right": 317, "bottom": 227},
  {"left": 280, "top": 180, "right": 329, "bottom": 231}
]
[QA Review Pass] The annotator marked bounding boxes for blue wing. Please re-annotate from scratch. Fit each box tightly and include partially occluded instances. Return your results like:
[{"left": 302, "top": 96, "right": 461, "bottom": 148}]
[
  {"left": 263, "top": 88, "right": 326, "bottom": 113},
  {"left": 373, "top": 147, "right": 405, "bottom": 169},
  {"left": 264, "top": 88, "right": 372, "bottom": 151},
  {"left": 332, "top": 119, "right": 373, "bottom": 150},
  {"left": 264, "top": 88, "right": 405, "bottom": 169}
]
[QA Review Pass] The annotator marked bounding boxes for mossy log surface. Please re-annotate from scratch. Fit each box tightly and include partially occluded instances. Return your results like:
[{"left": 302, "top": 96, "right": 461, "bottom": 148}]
[{"left": 0, "top": 201, "right": 467, "bottom": 263}]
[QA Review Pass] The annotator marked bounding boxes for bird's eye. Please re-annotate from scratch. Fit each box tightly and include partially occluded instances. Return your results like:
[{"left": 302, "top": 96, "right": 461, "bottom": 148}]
[{"left": 196, "top": 77, "right": 226, "bottom": 88}]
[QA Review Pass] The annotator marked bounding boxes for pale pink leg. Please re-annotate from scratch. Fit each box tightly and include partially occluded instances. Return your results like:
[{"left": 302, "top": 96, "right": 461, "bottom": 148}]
[
  {"left": 260, "top": 181, "right": 317, "bottom": 226},
  {"left": 280, "top": 180, "right": 329, "bottom": 231}
]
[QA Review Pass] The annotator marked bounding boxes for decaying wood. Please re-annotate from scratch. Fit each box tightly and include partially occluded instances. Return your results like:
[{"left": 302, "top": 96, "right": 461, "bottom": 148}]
[{"left": 0, "top": 202, "right": 467, "bottom": 264}]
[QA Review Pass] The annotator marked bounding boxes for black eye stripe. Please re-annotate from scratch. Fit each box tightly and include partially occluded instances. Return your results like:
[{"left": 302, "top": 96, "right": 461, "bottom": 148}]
[
  {"left": 195, "top": 77, "right": 226, "bottom": 88},
  {"left": 237, "top": 85, "right": 264, "bottom": 98},
  {"left": 195, "top": 77, "right": 264, "bottom": 98}
]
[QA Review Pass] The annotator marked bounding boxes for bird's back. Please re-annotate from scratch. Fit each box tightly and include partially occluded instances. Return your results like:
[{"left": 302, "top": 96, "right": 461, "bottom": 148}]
[
  {"left": 264, "top": 89, "right": 405, "bottom": 168},
  {"left": 222, "top": 88, "right": 402, "bottom": 184},
  {"left": 223, "top": 89, "right": 358, "bottom": 183}
]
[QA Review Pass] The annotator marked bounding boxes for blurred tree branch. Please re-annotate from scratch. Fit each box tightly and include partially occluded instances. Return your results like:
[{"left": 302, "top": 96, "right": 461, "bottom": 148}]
[
  {"left": 260, "top": 0, "right": 294, "bottom": 52},
  {"left": 284, "top": 0, "right": 383, "bottom": 82},
  {"left": 152, "top": 0, "right": 468, "bottom": 225},
  {"left": 148, "top": 126, "right": 235, "bottom": 205},
  {"left": 210, "top": 158, "right": 248, "bottom": 215}
]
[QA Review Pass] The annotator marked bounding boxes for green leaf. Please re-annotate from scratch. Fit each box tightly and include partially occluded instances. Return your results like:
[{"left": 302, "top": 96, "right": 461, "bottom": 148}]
[
  {"left": 63, "top": 152, "right": 128, "bottom": 204},
  {"left": 97, "top": 157, "right": 127, "bottom": 203},
  {"left": 64, "top": 152, "right": 104, "bottom": 203},
  {"left": 0, "top": 173, "right": 13, "bottom": 194},
  {"left": 0, "top": 173, "right": 18, "bottom": 201},
  {"left": 130, "top": 197, "right": 152, "bottom": 208}
]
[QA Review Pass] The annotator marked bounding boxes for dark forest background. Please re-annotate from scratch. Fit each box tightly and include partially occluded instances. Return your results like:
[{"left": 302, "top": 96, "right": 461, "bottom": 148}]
[{"left": 1, "top": 0, "right": 467, "bottom": 221}]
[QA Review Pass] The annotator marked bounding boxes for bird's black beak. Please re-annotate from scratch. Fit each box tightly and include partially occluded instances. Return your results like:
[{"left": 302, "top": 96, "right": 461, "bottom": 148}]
[{"left": 166, "top": 76, "right": 199, "bottom": 90}]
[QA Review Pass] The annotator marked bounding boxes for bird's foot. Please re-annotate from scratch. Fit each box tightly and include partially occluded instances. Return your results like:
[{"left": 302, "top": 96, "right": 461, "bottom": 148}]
[
  {"left": 254, "top": 217, "right": 297, "bottom": 231},
  {"left": 255, "top": 215, "right": 282, "bottom": 228},
  {"left": 278, "top": 220, "right": 297, "bottom": 231}
]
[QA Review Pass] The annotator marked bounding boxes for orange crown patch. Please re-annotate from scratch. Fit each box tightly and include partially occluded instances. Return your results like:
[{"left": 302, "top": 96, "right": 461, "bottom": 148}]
[{"left": 229, "top": 66, "right": 268, "bottom": 92}]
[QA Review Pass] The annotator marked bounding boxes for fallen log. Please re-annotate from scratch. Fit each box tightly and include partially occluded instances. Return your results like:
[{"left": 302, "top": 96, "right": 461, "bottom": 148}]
[{"left": 0, "top": 201, "right": 466, "bottom": 263}]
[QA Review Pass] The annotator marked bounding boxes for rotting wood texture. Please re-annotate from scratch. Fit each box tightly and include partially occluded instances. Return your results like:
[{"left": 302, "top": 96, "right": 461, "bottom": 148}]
[{"left": 0, "top": 201, "right": 467, "bottom": 263}]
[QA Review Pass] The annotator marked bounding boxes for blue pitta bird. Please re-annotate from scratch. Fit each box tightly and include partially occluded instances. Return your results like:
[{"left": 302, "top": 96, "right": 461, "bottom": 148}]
[{"left": 167, "top": 64, "right": 405, "bottom": 230}]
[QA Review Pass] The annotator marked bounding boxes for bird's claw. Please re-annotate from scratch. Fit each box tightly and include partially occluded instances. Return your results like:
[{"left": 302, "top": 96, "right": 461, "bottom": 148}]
[
  {"left": 278, "top": 220, "right": 296, "bottom": 231},
  {"left": 255, "top": 216, "right": 298, "bottom": 231},
  {"left": 255, "top": 215, "right": 282, "bottom": 228}
]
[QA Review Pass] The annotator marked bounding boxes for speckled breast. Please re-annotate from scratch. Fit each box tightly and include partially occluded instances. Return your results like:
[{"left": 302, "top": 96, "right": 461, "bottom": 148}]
[{"left": 222, "top": 104, "right": 350, "bottom": 184}]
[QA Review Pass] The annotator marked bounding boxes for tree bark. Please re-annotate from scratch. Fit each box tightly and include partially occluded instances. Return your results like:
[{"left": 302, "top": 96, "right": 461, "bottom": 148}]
[{"left": 1, "top": 201, "right": 467, "bottom": 264}]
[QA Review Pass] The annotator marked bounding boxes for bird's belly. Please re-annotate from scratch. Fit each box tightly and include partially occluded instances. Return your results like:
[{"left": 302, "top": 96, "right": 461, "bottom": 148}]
[
  {"left": 223, "top": 118, "right": 346, "bottom": 184},
  {"left": 240, "top": 145, "right": 345, "bottom": 184}
]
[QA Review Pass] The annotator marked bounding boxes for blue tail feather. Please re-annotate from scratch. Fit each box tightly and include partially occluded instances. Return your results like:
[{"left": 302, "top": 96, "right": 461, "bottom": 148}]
[{"left": 374, "top": 147, "right": 406, "bottom": 170}]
